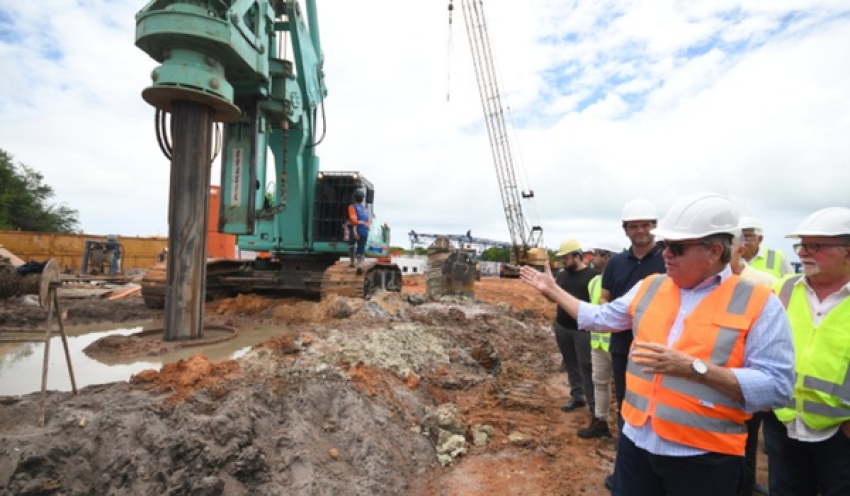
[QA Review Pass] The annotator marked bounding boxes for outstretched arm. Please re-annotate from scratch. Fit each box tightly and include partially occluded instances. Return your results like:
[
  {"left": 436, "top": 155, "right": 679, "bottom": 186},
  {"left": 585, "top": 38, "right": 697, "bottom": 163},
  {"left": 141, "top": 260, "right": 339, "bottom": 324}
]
[{"left": 520, "top": 261, "right": 581, "bottom": 319}]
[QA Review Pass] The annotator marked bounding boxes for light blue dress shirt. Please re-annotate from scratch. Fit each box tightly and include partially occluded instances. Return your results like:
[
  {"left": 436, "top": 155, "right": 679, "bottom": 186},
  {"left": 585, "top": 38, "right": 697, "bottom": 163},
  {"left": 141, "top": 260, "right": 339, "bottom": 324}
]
[{"left": 577, "top": 266, "right": 795, "bottom": 456}]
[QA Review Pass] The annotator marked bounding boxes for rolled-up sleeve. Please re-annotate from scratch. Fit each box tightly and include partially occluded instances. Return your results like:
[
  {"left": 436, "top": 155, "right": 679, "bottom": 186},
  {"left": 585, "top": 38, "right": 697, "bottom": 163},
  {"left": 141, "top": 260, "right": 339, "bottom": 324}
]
[
  {"left": 731, "top": 294, "right": 795, "bottom": 413},
  {"left": 577, "top": 283, "right": 639, "bottom": 333}
]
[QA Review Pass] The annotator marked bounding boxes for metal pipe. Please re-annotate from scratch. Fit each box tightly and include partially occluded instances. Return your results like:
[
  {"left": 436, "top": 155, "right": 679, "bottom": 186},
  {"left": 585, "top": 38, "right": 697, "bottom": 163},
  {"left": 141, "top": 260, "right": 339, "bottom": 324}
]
[{"left": 163, "top": 100, "right": 214, "bottom": 341}]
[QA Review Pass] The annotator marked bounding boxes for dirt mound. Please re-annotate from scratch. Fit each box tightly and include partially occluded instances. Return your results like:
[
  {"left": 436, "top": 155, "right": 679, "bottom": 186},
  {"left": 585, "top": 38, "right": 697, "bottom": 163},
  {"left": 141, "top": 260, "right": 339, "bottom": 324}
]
[
  {"left": 130, "top": 354, "right": 241, "bottom": 404},
  {"left": 0, "top": 277, "right": 632, "bottom": 495}
]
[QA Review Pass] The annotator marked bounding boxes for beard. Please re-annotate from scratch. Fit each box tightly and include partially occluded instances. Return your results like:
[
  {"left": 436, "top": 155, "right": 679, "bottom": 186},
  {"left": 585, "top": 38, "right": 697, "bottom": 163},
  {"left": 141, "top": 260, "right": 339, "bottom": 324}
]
[{"left": 801, "top": 259, "right": 821, "bottom": 276}]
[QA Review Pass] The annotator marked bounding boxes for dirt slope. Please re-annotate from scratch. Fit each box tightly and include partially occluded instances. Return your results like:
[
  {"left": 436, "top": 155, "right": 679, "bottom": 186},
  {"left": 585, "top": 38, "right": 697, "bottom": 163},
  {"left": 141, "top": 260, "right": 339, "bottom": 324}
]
[{"left": 0, "top": 277, "right": 618, "bottom": 495}]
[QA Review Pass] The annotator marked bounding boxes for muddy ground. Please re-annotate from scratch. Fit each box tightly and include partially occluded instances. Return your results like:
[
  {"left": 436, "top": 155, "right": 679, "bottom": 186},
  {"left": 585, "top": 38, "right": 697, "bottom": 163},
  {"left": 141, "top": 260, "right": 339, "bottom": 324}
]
[{"left": 0, "top": 276, "right": 767, "bottom": 495}]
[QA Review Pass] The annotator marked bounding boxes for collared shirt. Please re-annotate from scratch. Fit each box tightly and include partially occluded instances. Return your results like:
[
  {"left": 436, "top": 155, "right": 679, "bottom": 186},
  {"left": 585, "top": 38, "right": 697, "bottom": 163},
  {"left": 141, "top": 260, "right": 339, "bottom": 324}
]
[
  {"left": 784, "top": 277, "right": 850, "bottom": 442},
  {"left": 577, "top": 266, "right": 795, "bottom": 456}
]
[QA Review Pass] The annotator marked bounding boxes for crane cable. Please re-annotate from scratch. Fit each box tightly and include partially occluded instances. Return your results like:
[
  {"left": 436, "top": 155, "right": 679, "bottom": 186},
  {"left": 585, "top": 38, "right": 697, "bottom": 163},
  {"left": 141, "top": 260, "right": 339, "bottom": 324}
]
[{"left": 447, "top": 0, "right": 454, "bottom": 101}]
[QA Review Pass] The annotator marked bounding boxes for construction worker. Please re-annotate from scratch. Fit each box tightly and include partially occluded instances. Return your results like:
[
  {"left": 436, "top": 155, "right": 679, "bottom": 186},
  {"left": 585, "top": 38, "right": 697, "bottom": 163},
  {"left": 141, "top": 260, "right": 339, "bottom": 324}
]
[
  {"left": 730, "top": 230, "right": 776, "bottom": 496},
  {"left": 739, "top": 216, "right": 794, "bottom": 278},
  {"left": 578, "top": 236, "right": 623, "bottom": 440},
  {"left": 763, "top": 207, "right": 850, "bottom": 496},
  {"left": 551, "top": 239, "right": 599, "bottom": 418},
  {"left": 599, "top": 198, "right": 666, "bottom": 491},
  {"left": 520, "top": 193, "right": 795, "bottom": 496},
  {"left": 347, "top": 189, "right": 370, "bottom": 274}
]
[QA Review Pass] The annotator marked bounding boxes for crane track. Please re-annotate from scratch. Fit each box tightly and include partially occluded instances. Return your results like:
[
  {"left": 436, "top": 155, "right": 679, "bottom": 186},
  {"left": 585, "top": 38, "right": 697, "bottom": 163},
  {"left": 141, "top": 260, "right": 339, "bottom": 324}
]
[{"left": 321, "top": 261, "right": 403, "bottom": 300}]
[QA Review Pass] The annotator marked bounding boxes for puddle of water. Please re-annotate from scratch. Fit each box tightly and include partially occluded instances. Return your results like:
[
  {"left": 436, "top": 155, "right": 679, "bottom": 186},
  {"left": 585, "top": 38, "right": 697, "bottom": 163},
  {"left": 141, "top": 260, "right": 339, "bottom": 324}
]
[{"left": 0, "top": 324, "right": 289, "bottom": 397}]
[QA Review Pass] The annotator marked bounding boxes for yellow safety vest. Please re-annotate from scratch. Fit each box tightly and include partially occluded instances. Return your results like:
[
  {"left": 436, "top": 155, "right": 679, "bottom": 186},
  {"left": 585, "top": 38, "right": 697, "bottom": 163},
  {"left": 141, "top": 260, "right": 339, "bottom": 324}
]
[
  {"left": 774, "top": 275, "right": 850, "bottom": 428},
  {"left": 587, "top": 275, "right": 610, "bottom": 352},
  {"left": 749, "top": 248, "right": 786, "bottom": 278}
]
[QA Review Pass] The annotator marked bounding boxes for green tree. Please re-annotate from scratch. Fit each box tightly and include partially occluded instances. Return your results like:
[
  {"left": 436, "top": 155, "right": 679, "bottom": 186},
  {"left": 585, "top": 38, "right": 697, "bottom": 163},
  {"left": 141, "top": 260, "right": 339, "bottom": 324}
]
[
  {"left": 480, "top": 246, "right": 510, "bottom": 262},
  {"left": 0, "top": 149, "right": 80, "bottom": 233}
]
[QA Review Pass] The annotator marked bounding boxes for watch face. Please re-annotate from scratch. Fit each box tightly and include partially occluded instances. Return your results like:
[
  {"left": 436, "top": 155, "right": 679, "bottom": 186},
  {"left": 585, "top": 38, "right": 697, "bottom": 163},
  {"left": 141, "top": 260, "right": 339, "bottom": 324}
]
[{"left": 693, "top": 359, "right": 708, "bottom": 374}]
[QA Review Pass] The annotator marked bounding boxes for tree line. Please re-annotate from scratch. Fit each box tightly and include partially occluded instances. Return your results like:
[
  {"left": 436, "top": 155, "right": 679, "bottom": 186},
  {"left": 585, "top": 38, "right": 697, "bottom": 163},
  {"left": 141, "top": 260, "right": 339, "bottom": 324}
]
[{"left": 0, "top": 148, "right": 80, "bottom": 233}]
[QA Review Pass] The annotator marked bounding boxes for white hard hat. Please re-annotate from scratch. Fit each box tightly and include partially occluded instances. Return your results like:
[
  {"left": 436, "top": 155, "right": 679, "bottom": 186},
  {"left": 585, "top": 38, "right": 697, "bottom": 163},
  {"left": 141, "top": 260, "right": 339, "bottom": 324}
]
[
  {"left": 785, "top": 207, "right": 850, "bottom": 238},
  {"left": 738, "top": 216, "right": 763, "bottom": 235},
  {"left": 621, "top": 198, "right": 658, "bottom": 222},
  {"left": 555, "top": 239, "right": 582, "bottom": 257},
  {"left": 652, "top": 193, "right": 739, "bottom": 241},
  {"left": 587, "top": 236, "right": 623, "bottom": 254}
]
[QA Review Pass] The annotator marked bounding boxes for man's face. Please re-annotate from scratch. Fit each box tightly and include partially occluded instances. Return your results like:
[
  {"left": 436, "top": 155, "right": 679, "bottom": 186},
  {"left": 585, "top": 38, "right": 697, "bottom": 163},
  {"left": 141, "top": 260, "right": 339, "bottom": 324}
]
[
  {"left": 562, "top": 253, "right": 579, "bottom": 271},
  {"left": 592, "top": 251, "right": 610, "bottom": 271},
  {"left": 661, "top": 239, "right": 719, "bottom": 289},
  {"left": 795, "top": 236, "right": 850, "bottom": 278},
  {"left": 624, "top": 220, "right": 656, "bottom": 249},
  {"left": 742, "top": 229, "right": 761, "bottom": 258}
]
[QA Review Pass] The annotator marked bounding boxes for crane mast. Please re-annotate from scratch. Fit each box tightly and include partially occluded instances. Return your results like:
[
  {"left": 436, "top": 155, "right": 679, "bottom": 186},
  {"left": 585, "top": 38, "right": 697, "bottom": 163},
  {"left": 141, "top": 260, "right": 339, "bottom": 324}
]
[{"left": 457, "top": 0, "right": 543, "bottom": 268}]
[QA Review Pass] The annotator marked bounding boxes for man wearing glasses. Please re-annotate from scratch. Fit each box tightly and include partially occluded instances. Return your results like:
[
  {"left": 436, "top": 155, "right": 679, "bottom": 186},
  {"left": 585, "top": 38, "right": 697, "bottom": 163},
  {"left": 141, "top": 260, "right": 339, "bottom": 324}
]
[
  {"left": 520, "top": 193, "right": 794, "bottom": 496},
  {"left": 763, "top": 207, "right": 850, "bottom": 496},
  {"left": 739, "top": 216, "right": 794, "bottom": 278}
]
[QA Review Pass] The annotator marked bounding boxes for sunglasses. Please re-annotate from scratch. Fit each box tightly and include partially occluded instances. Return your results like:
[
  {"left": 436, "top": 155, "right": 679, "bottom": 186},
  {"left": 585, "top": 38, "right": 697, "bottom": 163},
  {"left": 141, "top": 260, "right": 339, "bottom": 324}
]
[
  {"left": 793, "top": 243, "right": 850, "bottom": 255},
  {"left": 661, "top": 240, "right": 709, "bottom": 257}
]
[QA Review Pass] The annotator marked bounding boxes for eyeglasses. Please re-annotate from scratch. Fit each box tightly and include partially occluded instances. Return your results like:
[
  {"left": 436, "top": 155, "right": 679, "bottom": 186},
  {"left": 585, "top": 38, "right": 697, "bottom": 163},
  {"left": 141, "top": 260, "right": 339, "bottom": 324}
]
[
  {"left": 661, "top": 240, "right": 710, "bottom": 257},
  {"left": 793, "top": 243, "right": 850, "bottom": 254},
  {"left": 593, "top": 250, "right": 612, "bottom": 257}
]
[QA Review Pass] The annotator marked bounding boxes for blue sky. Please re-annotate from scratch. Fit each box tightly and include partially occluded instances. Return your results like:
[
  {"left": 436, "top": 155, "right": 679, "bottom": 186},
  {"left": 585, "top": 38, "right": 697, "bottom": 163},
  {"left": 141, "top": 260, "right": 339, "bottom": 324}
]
[{"left": 1, "top": 0, "right": 849, "bottom": 259}]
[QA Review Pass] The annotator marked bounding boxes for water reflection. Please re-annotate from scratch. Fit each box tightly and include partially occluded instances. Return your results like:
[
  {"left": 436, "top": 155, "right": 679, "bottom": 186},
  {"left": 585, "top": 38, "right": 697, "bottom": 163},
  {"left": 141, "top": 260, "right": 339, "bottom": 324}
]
[{"left": 0, "top": 323, "right": 288, "bottom": 396}]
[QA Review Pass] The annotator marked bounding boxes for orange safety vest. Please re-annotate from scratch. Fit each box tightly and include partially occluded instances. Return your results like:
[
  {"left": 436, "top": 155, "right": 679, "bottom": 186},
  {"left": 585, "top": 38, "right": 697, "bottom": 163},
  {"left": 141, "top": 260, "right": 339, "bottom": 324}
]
[{"left": 621, "top": 274, "right": 771, "bottom": 455}]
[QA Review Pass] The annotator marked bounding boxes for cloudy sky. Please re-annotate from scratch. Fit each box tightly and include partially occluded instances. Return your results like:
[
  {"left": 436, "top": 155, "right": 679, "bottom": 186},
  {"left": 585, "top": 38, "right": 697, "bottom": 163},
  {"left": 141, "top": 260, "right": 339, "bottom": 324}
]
[{"left": 2, "top": 1, "right": 848, "bottom": 260}]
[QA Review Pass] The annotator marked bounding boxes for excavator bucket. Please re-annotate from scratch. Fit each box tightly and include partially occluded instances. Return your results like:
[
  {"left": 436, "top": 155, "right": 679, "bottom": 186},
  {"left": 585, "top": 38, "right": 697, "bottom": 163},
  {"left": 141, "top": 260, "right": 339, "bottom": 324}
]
[{"left": 426, "top": 237, "right": 477, "bottom": 298}]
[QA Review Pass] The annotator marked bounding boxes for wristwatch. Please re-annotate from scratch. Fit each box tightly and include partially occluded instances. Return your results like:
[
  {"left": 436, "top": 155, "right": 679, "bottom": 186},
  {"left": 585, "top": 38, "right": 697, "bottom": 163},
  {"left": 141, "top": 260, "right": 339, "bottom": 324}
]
[{"left": 689, "top": 359, "right": 708, "bottom": 382}]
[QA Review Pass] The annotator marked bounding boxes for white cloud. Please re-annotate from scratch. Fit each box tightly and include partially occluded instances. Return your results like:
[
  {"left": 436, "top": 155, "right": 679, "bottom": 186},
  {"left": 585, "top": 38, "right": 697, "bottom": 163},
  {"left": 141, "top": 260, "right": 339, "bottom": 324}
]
[{"left": 1, "top": 0, "right": 848, "bottom": 261}]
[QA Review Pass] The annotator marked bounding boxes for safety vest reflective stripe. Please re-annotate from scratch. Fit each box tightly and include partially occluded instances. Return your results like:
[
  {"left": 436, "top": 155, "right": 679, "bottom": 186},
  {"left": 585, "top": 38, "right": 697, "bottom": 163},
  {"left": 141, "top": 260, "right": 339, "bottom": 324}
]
[
  {"left": 631, "top": 275, "right": 666, "bottom": 338},
  {"left": 622, "top": 274, "right": 766, "bottom": 455},
  {"left": 804, "top": 374, "right": 850, "bottom": 401},
  {"left": 777, "top": 275, "right": 802, "bottom": 308},
  {"left": 750, "top": 249, "right": 784, "bottom": 278},
  {"left": 805, "top": 400, "right": 850, "bottom": 418},
  {"left": 765, "top": 249, "right": 776, "bottom": 270},
  {"left": 654, "top": 404, "right": 747, "bottom": 435}
]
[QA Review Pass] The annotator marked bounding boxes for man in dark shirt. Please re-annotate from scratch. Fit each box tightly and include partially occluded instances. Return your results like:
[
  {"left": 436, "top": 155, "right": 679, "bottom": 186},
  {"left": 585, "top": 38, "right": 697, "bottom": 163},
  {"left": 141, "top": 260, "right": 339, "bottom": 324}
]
[
  {"left": 552, "top": 239, "right": 599, "bottom": 423},
  {"left": 600, "top": 199, "right": 666, "bottom": 491}
]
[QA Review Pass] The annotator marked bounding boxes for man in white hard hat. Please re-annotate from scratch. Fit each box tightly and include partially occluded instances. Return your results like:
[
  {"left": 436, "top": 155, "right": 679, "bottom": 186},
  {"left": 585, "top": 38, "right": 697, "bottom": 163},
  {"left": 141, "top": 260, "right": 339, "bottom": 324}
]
[
  {"left": 599, "top": 198, "right": 667, "bottom": 490},
  {"left": 578, "top": 236, "right": 623, "bottom": 440},
  {"left": 729, "top": 230, "right": 776, "bottom": 496},
  {"left": 739, "top": 216, "right": 794, "bottom": 278},
  {"left": 520, "top": 193, "right": 794, "bottom": 496},
  {"left": 763, "top": 207, "right": 850, "bottom": 496},
  {"left": 551, "top": 239, "right": 599, "bottom": 419}
]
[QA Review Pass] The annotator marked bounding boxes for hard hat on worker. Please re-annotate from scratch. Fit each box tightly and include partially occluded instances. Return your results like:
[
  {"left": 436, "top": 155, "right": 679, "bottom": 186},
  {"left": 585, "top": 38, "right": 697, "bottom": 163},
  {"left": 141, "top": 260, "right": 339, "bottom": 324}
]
[
  {"left": 353, "top": 189, "right": 366, "bottom": 201},
  {"left": 621, "top": 198, "right": 658, "bottom": 222},
  {"left": 556, "top": 239, "right": 582, "bottom": 257},
  {"left": 785, "top": 207, "right": 850, "bottom": 238},
  {"left": 738, "top": 216, "right": 763, "bottom": 235},
  {"left": 588, "top": 236, "right": 623, "bottom": 254},
  {"left": 652, "top": 193, "right": 739, "bottom": 241}
]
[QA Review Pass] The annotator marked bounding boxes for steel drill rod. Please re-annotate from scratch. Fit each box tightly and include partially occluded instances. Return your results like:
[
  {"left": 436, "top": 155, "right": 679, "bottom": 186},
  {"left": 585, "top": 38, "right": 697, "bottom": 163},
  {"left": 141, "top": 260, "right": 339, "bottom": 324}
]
[{"left": 163, "top": 100, "right": 214, "bottom": 341}]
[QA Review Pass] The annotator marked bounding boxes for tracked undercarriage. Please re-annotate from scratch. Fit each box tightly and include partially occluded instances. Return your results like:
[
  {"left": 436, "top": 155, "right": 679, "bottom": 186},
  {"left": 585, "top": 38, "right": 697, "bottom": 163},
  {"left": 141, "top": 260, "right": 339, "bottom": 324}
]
[{"left": 141, "top": 257, "right": 403, "bottom": 309}]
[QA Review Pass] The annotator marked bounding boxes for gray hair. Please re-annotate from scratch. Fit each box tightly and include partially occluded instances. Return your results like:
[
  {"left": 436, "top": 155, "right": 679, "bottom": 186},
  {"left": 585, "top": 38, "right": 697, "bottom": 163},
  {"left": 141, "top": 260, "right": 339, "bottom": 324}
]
[{"left": 701, "top": 234, "right": 734, "bottom": 264}]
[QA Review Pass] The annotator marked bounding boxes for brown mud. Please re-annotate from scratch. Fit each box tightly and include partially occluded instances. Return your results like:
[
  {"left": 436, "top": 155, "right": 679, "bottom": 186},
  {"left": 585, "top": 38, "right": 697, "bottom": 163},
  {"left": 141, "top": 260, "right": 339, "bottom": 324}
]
[{"left": 0, "top": 276, "right": 766, "bottom": 495}]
